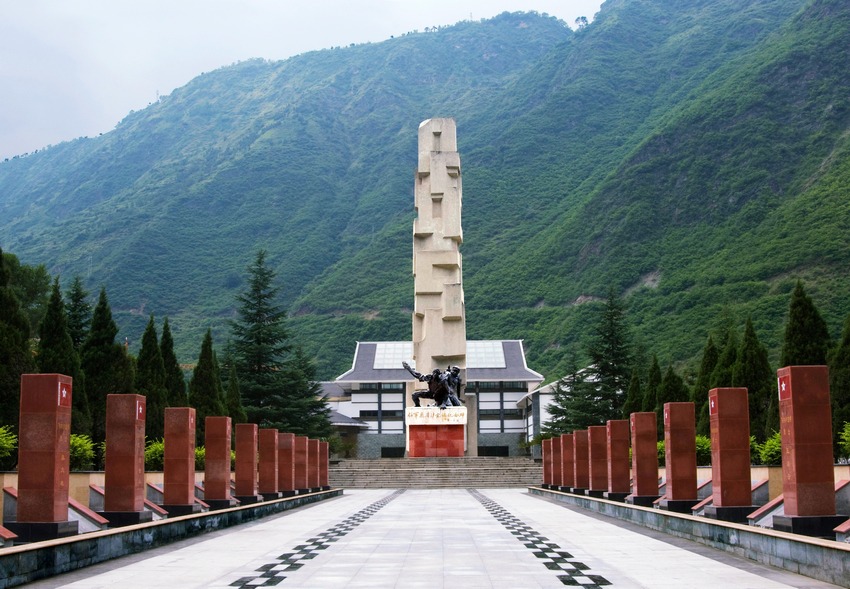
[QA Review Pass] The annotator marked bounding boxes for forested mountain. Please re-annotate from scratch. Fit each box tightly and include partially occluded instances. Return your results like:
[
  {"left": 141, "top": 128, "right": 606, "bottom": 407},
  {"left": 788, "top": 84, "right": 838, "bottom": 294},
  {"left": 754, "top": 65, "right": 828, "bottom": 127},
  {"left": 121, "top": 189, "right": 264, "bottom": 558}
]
[{"left": 2, "top": 0, "right": 848, "bottom": 382}]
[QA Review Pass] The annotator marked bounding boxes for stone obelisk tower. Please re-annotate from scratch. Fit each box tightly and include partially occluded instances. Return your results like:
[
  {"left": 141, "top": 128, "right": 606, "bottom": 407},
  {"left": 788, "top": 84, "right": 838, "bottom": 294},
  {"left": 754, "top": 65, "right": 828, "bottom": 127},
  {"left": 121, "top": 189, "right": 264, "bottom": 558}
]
[{"left": 408, "top": 117, "right": 476, "bottom": 456}]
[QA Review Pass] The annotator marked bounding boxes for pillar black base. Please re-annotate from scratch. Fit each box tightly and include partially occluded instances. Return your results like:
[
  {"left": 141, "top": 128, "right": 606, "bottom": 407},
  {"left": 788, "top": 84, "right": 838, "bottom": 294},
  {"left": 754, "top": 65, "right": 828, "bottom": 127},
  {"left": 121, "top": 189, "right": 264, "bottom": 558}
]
[
  {"left": 205, "top": 498, "right": 238, "bottom": 510},
  {"left": 5, "top": 520, "right": 78, "bottom": 542},
  {"left": 234, "top": 495, "right": 263, "bottom": 506},
  {"left": 773, "top": 514, "right": 847, "bottom": 538},
  {"left": 625, "top": 495, "right": 660, "bottom": 507},
  {"left": 585, "top": 490, "right": 605, "bottom": 498},
  {"left": 99, "top": 510, "right": 154, "bottom": 527},
  {"left": 261, "top": 492, "right": 283, "bottom": 501},
  {"left": 658, "top": 498, "right": 698, "bottom": 514},
  {"left": 603, "top": 492, "right": 630, "bottom": 503},
  {"left": 161, "top": 503, "right": 203, "bottom": 516},
  {"left": 704, "top": 505, "right": 755, "bottom": 524}
]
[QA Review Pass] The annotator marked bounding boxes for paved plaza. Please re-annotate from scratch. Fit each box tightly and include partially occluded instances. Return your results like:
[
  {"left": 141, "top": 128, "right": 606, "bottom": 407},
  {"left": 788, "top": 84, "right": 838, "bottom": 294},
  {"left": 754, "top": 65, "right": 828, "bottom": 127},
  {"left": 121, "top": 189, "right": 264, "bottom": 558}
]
[{"left": 26, "top": 489, "right": 842, "bottom": 588}]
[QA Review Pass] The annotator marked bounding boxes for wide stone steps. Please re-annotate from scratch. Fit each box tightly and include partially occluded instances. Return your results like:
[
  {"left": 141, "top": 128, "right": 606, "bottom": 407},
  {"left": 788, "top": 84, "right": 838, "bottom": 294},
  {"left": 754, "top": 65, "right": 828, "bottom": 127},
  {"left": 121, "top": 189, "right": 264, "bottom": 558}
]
[{"left": 329, "top": 457, "right": 542, "bottom": 488}]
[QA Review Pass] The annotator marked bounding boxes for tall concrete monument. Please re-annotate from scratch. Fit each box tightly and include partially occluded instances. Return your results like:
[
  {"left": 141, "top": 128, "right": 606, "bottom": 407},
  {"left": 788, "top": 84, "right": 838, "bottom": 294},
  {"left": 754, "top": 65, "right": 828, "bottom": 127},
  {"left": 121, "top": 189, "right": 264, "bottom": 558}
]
[{"left": 407, "top": 118, "right": 472, "bottom": 456}]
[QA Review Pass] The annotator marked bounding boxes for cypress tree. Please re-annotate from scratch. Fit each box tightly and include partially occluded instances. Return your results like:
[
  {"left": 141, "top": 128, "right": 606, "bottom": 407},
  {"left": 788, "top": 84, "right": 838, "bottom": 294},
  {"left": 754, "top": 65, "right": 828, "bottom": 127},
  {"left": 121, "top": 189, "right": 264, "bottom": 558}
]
[
  {"left": 65, "top": 276, "right": 91, "bottom": 351},
  {"left": 732, "top": 318, "right": 774, "bottom": 442},
  {"left": 279, "top": 346, "right": 333, "bottom": 438},
  {"left": 160, "top": 317, "right": 186, "bottom": 407},
  {"left": 135, "top": 315, "right": 168, "bottom": 440},
  {"left": 693, "top": 335, "right": 719, "bottom": 436},
  {"left": 37, "top": 277, "right": 91, "bottom": 435},
  {"left": 641, "top": 355, "right": 661, "bottom": 413},
  {"left": 622, "top": 369, "right": 642, "bottom": 419},
  {"left": 656, "top": 365, "right": 689, "bottom": 436},
  {"left": 780, "top": 281, "right": 831, "bottom": 366},
  {"left": 828, "top": 313, "right": 850, "bottom": 457},
  {"left": 584, "top": 288, "right": 632, "bottom": 421},
  {"left": 188, "top": 329, "right": 226, "bottom": 444},
  {"left": 81, "top": 288, "right": 134, "bottom": 444},
  {"left": 0, "top": 248, "right": 36, "bottom": 429},
  {"left": 710, "top": 329, "right": 739, "bottom": 389},
  {"left": 225, "top": 363, "right": 247, "bottom": 424}
]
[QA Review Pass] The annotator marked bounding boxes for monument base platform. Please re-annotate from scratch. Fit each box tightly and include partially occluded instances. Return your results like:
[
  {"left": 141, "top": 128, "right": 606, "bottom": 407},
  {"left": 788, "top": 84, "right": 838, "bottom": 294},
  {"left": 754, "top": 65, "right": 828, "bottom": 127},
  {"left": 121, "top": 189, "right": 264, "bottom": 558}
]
[
  {"left": 234, "top": 495, "right": 263, "bottom": 505},
  {"left": 626, "top": 495, "right": 660, "bottom": 508},
  {"left": 260, "top": 492, "right": 283, "bottom": 501},
  {"left": 658, "top": 498, "right": 698, "bottom": 514},
  {"left": 704, "top": 505, "right": 755, "bottom": 523},
  {"left": 585, "top": 490, "right": 605, "bottom": 498},
  {"left": 162, "top": 503, "right": 203, "bottom": 516},
  {"left": 406, "top": 407, "right": 467, "bottom": 458},
  {"left": 99, "top": 510, "right": 153, "bottom": 527},
  {"left": 6, "top": 520, "right": 78, "bottom": 542},
  {"left": 603, "top": 492, "right": 630, "bottom": 503},
  {"left": 205, "top": 498, "right": 239, "bottom": 510},
  {"left": 773, "top": 514, "right": 848, "bottom": 538},
  {"left": 570, "top": 487, "right": 587, "bottom": 496}
]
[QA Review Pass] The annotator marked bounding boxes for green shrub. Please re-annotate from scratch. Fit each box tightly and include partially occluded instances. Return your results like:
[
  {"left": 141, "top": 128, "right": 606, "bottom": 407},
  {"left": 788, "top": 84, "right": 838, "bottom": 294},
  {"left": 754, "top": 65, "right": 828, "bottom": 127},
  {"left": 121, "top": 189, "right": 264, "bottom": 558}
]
[
  {"left": 0, "top": 426, "right": 17, "bottom": 470},
  {"left": 758, "top": 432, "right": 782, "bottom": 466},
  {"left": 69, "top": 434, "right": 95, "bottom": 471},
  {"left": 195, "top": 446, "right": 205, "bottom": 471},
  {"left": 657, "top": 441, "right": 665, "bottom": 466},
  {"left": 839, "top": 422, "right": 850, "bottom": 460},
  {"left": 695, "top": 435, "right": 712, "bottom": 466},
  {"left": 145, "top": 439, "right": 165, "bottom": 471}
]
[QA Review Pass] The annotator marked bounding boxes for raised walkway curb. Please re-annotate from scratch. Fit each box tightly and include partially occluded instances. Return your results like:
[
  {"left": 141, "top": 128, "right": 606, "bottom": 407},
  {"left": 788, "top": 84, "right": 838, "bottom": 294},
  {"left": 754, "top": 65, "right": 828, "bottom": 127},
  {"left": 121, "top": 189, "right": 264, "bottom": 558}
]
[
  {"left": 529, "top": 486, "right": 850, "bottom": 587},
  {"left": 0, "top": 489, "right": 342, "bottom": 589}
]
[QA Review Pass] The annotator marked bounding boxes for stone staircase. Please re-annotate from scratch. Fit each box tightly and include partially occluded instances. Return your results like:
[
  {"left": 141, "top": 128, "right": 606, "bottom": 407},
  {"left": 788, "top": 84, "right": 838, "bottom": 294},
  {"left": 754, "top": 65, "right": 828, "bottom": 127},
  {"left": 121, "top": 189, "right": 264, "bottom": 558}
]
[{"left": 329, "top": 456, "right": 542, "bottom": 489}]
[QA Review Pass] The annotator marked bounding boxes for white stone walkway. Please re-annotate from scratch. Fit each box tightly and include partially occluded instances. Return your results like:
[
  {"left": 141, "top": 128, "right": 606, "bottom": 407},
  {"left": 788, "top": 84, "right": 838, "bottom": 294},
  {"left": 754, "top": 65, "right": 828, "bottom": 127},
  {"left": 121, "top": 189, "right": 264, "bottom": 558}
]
[{"left": 26, "top": 489, "right": 843, "bottom": 589}]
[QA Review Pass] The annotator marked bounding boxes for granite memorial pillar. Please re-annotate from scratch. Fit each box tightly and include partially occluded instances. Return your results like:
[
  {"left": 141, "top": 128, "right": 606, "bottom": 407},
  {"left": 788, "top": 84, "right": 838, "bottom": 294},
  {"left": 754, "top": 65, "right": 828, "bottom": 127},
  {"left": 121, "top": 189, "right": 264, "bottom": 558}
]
[
  {"left": 258, "top": 429, "right": 281, "bottom": 500},
  {"left": 659, "top": 402, "right": 698, "bottom": 513},
  {"left": 320, "top": 441, "right": 330, "bottom": 490},
  {"left": 8, "top": 374, "right": 79, "bottom": 541},
  {"left": 705, "top": 388, "right": 754, "bottom": 522},
  {"left": 605, "top": 419, "right": 630, "bottom": 502},
  {"left": 294, "top": 435, "right": 310, "bottom": 494},
  {"left": 234, "top": 423, "right": 262, "bottom": 505},
  {"left": 162, "top": 407, "right": 201, "bottom": 515},
  {"left": 308, "top": 439, "right": 321, "bottom": 492},
  {"left": 542, "top": 437, "right": 553, "bottom": 488},
  {"left": 551, "top": 435, "right": 563, "bottom": 491},
  {"left": 278, "top": 432, "right": 296, "bottom": 497},
  {"left": 587, "top": 425, "right": 607, "bottom": 497},
  {"left": 626, "top": 412, "right": 660, "bottom": 507},
  {"left": 560, "top": 433, "right": 575, "bottom": 492},
  {"left": 204, "top": 416, "right": 235, "bottom": 509},
  {"left": 573, "top": 430, "right": 589, "bottom": 494},
  {"left": 102, "top": 394, "right": 151, "bottom": 525}
]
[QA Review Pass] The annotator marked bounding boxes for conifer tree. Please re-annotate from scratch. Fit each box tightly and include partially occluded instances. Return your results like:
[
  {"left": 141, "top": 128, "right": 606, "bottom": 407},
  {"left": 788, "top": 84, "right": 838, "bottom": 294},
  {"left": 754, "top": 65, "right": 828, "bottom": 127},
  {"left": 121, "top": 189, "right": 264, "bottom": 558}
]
[
  {"left": 732, "top": 318, "right": 774, "bottom": 442},
  {"left": 225, "top": 363, "right": 247, "bottom": 424},
  {"left": 584, "top": 288, "right": 631, "bottom": 421},
  {"left": 621, "top": 369, "right": 642, "bottom": 419},
  {"left": 37, "top": 278, "right": 91, "bottom": 435},
  {"left": 693, "top": 335, "right": 719, "bottom": 436},
  {"left": 81, "top": 288, "right": 134, "bottom": 444},
  {"left": 160, "top": 317, "right": 186, "bottom": 407},
  {"left": 231, "top": 250, "right": 331, "bottom": 437},
  {"left": 135, "top": 315, "right": 168, "bottom": 440},
  {"left": 65, "top": 276, "right": 91, "bottom": 351},
  {"left": 0, "top": 248, "right": 36, "bottom": 429},
  {"left": 188, "top": 329, "right": 226, "bottom": 445},
  {"left": 544, "top": 368, "right": 600, "bottom": 433},
  {"left": 710, "top": 329, "right": 739, "bottom": 389},
  {"left": 640, "top": 355, "right": 661, "bottom": 413},
  {"left": 828, "top": 313, "right": 850, "bottom": 457},
  {"left": 780, "top": 281, "right": 831, "bottom": 366},
  {"left": 656, "top": 365, "right": 689, "bottom": 436}
]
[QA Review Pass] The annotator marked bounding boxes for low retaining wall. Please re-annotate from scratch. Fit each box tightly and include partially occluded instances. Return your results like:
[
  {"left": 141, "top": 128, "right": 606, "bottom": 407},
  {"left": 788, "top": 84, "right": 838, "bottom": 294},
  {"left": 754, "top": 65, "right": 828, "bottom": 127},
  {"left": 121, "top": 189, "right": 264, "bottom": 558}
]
[
  {"left": 0, "top": 489, "right": 342, "bottom": 589},
  {"left": 529, "top": 487, "right": 850, "bottom": 587}
]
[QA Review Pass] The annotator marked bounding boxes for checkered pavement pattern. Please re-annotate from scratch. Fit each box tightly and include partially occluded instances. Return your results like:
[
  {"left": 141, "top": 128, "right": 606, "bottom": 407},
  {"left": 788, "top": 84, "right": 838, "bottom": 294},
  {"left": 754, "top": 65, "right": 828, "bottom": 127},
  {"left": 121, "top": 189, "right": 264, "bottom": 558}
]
[
  {"left": 468, "top": 489, "right": 612, "bottom": 587},
  {"left": 228, "top": 490, "right": 406, "bottom": 587}
]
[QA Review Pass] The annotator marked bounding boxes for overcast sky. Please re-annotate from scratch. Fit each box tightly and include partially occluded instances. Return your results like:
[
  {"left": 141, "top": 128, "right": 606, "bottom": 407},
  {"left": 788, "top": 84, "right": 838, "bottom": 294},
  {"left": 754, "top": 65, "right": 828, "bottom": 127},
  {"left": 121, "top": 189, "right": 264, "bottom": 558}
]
[{"left": 0, "top": 1, "right": 602, "bottom": 160}]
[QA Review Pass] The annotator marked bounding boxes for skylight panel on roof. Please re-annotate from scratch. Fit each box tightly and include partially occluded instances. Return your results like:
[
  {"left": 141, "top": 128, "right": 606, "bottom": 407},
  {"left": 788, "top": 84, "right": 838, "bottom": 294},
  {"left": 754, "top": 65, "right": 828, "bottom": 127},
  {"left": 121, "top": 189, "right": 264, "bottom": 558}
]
[
  {"left": 373, "top": 342, "right": 413, "bottom": 369},
  {"left": 467, "top": 341, "right": 506, "bottom": 369}
]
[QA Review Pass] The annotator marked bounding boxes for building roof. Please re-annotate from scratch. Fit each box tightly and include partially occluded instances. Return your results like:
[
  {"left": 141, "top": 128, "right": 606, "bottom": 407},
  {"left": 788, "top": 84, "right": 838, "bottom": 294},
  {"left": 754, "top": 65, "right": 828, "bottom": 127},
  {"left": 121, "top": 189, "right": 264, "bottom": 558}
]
[
  {"left": 328, "top": 409, "right": 369, "bottom": 428},
  {"left": 335, "top": 340, "right": 543, "bottom": 384}
]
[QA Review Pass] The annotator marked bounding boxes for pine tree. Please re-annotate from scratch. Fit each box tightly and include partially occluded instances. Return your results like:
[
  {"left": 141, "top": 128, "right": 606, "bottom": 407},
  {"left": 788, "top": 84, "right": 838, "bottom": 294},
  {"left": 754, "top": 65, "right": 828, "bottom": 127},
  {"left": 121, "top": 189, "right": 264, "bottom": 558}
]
[
  {"left": 732, "top": 318, "right": 774, "bottom": 442},
  {"left": 780, "top": 281, "right": 831, "bottom": 366},
  {"left": 621, "top": 369, "right": 642, "bottom": 418},
  {"left": 65, "top": 276, "right": 91, "bottom": 351},
  {"left": 37, "top": 278, "right": 91, "bottom": 435},
  {"left": 656, "top": 365, "right": 689, "bottom": 436},
  {"left": 81, "top": 288, "right": 134, "bottom": 444},
  {"left": 230, "top": 250, "right": 331, "bottom": 437},
  {"left": 828, "top": 313, "right": 850, "bottom": 457},
  {"left": 135, "top": 315, "right": 168, "bottom": 440},
  {"left": 543, "top": 368, "right": 600, "bottom": 433},
  {"left": 188, "top": 329, "right": 226, "bottom": 445},
  {"left": 224, "top": 363, "right": 247, "bottom": 424},
  {"left": 0, "top": 248, "right": 36, "bottom": 429},
  {"left": 584, "top": 288, "right": 632, "bottom": 422},
  {"left": 710, "top": 329, "right": 739, "bottom": 389},
  {"left": 641, "top": 355, "right": 661, "bottom": 413},
  {"left": 160, "top": 317, "right": 186, "bottom": 407},
  {"left": 693, "top": 335, "right": 719, "bottom": 436}
]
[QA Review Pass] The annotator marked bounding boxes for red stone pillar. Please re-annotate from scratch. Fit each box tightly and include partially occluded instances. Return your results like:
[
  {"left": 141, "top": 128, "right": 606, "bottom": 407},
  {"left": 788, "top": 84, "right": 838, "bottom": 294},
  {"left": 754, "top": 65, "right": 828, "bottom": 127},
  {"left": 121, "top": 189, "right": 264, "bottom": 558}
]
[
  {"left": 163, "top": 407, "right": 200, "bottom": 515},
  {"left": 319, "top": 441, "right": 330, "bottom": 490},
  {"left": 278, "top": 433, "right": 296, "bottom": 497},
  {"left": 560, "top": 433, "right": 575, "bottom": 490},
  {"left": 9, "top": 374, "right": 78, "bottom": 541},
  {"left": 542, "top": 437, "right": 553, "bottom": 488},
  {"left": 773, "top": 366, "right": 846, "bottom": 536},
  {"left": 705, "top": 388, "right": 753, "bottom": 522},
  {"left": 551, "top": 436, "right": 563, "bottom": 490},
  {"left": 627, "top": 412, "right": 659, "bottom": 507},
  {"left": 102, "top": 394, "right": 151, "bottom": 525},
  {"left": 573, "top": 430, "right": 589, "bottom": 492},
  {"left": 660, "top": 402, "right": 697, "bottom": 513},
  {"left": 258, "top": 429, "right": 281, "bottom": 500},
  {"left": 308, "top": 439, "right": 321, "bottom": 491},
  {"left": 234, "top": 423, "right": 262, "bottom": 504},
  {"left": 294, "top": 435, "right": 309, "bottom": 493},
  {"left": 587, "top": 426, "right": 607, "bottom": 497},
  {"left": 606, "top": 419, "right": 630, "bottom": 501},
  {"left": 204, "top": 416, "right": 235, "bottom": 509}
]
